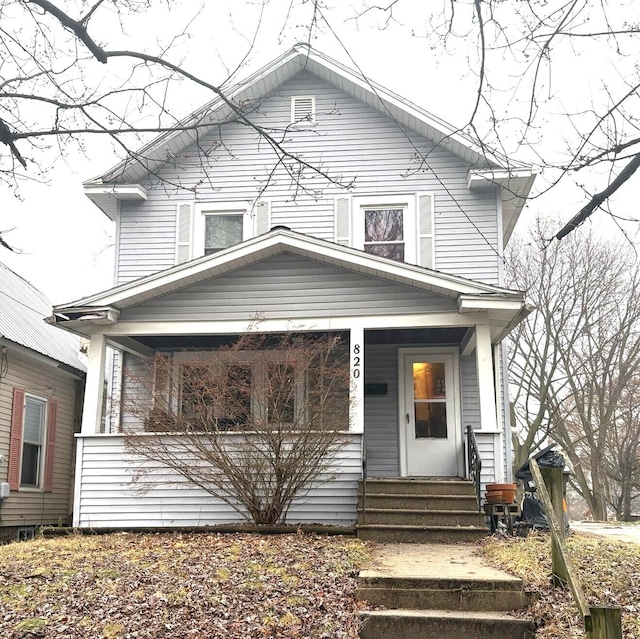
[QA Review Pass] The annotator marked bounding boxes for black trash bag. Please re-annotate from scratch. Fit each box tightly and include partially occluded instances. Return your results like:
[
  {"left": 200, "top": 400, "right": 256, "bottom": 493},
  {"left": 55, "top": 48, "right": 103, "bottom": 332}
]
[
  {"left": 516, "top": 445, "right": 570, "bottom": 532},
  {"left": 515, "top": 445, "right": 565, "bottom": 481},
  {"left": 522, "top": 493, "right": 549, "bottom": 529}
]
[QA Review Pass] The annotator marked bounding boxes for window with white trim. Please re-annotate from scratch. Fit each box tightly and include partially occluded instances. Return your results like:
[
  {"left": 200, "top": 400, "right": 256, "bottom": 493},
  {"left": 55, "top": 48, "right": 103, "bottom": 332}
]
[
  {"left": 339, "top": 193, "right": 435, "bottom": 268},
  {"left": 353, "top": 195, "right": 416, "bottom": 264},
  {"left": 21, "top": 395, "right": 47, "bottom": 488},
  {"left": 193, "top": 203, "right": 253, "bottom": 257}
]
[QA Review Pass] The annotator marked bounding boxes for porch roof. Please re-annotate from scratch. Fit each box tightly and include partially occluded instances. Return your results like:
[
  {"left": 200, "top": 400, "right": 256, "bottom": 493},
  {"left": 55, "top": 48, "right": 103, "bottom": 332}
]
[{"left": 48, "top": 227, "right": 530, "bottom": 338}]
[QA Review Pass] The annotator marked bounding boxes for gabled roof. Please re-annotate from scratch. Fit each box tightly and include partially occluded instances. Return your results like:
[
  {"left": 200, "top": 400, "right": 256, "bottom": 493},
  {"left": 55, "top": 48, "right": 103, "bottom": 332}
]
[
  {"left": 83, "top": 43, "right": 535, "bottom": 233},
  {"left": 0, "top": 262, "right": 85, "bottom": 374},
  {"left": 50, "top": 227, "right": 526, "bottom": 336}
]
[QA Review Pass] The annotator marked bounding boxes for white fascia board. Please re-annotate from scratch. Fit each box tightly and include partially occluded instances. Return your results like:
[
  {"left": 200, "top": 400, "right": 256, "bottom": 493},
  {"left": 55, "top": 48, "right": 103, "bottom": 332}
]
[
  {"left": 55, "top": 231, "right": 518, "bottom": 313},
  {"left": 458, "top": 295, "right": 526, "bottom": 313},
  {"left": 90, "top": 311, "right": 487, "bottom": 337}
]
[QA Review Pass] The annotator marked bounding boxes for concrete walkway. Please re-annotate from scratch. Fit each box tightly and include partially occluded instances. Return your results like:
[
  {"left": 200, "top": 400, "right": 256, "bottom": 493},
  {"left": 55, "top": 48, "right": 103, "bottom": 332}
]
[
  {"left": 571, "top": 521, "right": 640, "bottom": 544},
  {"left": 360, "top": 542, "right": 523, "bottom": 585}
]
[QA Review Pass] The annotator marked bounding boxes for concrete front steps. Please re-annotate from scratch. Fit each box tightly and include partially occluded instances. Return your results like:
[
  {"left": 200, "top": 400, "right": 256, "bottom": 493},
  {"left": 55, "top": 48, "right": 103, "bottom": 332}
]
[
  {"left": 357, "top": 544, "right": 535, "bottom": 639},
  {"left": 360, "top": 609, "right": 534, "bottom": 639},
  {"left": 357, "top": 478, "right": 488, "bottom": 543}
]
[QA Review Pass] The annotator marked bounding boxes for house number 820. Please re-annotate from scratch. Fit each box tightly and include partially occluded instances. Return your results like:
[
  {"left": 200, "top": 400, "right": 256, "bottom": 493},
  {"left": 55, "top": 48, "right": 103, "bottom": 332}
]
[{"left": 352, "top": 344, "right": 361, "bottom": 378}]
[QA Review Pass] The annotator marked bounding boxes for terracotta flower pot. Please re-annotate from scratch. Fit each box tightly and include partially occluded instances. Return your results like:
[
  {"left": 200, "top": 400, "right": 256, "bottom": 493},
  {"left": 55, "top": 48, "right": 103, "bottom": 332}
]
[
  {"left": 485, "top": 490, "right": 503, "bottom": 504},
  {"left": 486, "top": 483, "right": 517, "bottom": 504}
]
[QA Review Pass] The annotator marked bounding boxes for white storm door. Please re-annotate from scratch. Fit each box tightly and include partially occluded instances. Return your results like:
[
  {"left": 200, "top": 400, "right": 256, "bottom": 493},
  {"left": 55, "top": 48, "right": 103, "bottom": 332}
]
[{"left": 400, "top": 351, "right": 462, "bottom": 477}]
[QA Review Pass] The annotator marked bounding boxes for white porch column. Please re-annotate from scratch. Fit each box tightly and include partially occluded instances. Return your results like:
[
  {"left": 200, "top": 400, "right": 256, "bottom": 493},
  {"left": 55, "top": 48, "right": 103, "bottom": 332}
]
[
  {"left": 81, "top": 333, "right": 107, "bottom": 434},
  {"left": 349, "top": 327, "right": 364, "bottom": 434},
  {"left": 475, "top": 324, "right": 498, "bottom": 432}
]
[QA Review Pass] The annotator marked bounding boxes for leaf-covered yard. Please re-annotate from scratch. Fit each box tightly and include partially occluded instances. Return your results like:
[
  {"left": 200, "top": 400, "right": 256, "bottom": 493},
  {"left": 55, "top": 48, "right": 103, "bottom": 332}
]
[
  {"left": 0, "top": 532, "right": 369, "bottom": 639},
  {"left": 482, "top": 533, "right": 640, "bottom": 638}
]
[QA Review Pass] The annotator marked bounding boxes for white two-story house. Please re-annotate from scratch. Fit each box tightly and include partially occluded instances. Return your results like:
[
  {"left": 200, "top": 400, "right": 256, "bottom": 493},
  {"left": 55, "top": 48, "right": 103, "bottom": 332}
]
[{"left": 50, "top": 44, "right": 535, "bottom": 532}]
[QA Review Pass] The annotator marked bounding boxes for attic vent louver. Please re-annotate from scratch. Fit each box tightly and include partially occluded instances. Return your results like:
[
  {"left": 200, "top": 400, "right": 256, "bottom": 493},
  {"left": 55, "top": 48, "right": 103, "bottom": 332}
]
[{"left": 291, "top": 95, "right": 316, "bottom": 127}]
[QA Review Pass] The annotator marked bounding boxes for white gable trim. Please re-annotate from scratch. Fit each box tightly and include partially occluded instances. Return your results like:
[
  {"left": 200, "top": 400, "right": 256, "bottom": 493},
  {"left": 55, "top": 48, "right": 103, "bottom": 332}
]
[
  {"left": 84, "top": 44, "right": 534, "bottom": 192},
  {"left": 54, "top": 229, "right": 523, "bottom": 313}
]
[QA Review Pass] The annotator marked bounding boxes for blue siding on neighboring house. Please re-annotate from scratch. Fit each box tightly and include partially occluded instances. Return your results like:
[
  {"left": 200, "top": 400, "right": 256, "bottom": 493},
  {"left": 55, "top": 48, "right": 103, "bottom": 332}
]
[{"left": 117, "top": 71, "right": 500, "bottom": 285}]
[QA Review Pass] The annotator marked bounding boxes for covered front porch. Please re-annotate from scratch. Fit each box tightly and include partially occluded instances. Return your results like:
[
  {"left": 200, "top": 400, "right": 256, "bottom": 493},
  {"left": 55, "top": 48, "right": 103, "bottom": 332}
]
[{"left": 50, "top": 228, "right": 529, "bottom": 528}]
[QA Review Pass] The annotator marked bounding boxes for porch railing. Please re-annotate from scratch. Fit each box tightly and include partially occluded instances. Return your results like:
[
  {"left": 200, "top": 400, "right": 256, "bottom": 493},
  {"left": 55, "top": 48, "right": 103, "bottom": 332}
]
[
  {"left": 529, "top": 459, "right": 623, "bottom": 639},
  {"left": 465, "top": 424, "right": 482, "bottom": 512},
  {"left": 361, "top": 432, "right": 368, "bottom": 522}
]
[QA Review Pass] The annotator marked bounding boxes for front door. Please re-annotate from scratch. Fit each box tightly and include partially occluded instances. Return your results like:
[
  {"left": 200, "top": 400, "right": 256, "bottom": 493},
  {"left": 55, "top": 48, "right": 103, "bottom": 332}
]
[{"left": 399, "top": 350, "right": 462, "bottom": 477}]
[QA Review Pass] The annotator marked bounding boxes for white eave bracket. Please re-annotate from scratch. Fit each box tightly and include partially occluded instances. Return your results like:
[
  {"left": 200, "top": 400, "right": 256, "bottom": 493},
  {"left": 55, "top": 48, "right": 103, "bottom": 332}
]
[
  {"left": 84, "top": 183, "right": 148, "bottom": 200},
  {"left": 466, "top": 168, "right": 537, "bottom": 191},
  {"left": 48, "top": 306, "right": 120, "bottom": 326}
]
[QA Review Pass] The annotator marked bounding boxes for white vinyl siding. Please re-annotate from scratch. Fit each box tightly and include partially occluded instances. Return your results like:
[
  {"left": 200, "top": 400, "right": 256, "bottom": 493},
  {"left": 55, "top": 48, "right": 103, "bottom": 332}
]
[
  {"left": 118, "top": 254, "right": 459, "bottom": 323},
  {"left": 117, "top": 72, "right": 500, "bottom": 285},
  {"left": 75, "top": 434, "right": 361, "bottom": 527}
]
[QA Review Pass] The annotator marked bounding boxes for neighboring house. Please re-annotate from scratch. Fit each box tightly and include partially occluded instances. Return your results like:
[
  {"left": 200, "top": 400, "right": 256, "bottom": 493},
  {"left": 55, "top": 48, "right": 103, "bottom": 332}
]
[
  {"left": 49, "top": 44, "right": 535, "bottom": 529},
  {"left": 0, "top": 263, "right": 85, "bottom": 540}
]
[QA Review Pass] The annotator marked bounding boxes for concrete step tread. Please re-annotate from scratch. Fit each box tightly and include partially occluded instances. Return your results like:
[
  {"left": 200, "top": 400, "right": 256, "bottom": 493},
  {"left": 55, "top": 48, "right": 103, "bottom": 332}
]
[
  {"left": 357, "top": 524, "right": 487, "bottom": 532},
  {"left": 359, "top": 492, "right": 477, "bottom": 499},
  {"left": 358, "top": 574, "right": 523, "bottom": 589},
  {"left": 361, "top": 609, "right": 531, "bottom": 622},
  {"left": 358, "top": 507, "right": 482, "bottom": 515}
]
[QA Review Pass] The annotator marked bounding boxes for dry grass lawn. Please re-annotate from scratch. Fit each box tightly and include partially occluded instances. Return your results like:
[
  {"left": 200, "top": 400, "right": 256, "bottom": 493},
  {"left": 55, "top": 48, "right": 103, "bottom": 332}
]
[
  {"left": 0, "top": 532, "right": 369, "bottom": 639},
  {"left": 482, "top": 533, "right": 640, "bottom": 638}
]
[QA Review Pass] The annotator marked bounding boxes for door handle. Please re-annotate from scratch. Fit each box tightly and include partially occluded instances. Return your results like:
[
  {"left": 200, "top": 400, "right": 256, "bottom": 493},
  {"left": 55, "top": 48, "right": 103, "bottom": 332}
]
[{"left": 406, "top": 413, "right": 410, "bottom": 423}]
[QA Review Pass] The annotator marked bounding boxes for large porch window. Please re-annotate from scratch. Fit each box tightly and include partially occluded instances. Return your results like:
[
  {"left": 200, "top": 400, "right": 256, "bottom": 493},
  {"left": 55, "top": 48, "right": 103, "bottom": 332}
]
[
  {"left": 177, "top": 352, "right": 304, "bottom": 430},
  {"left": 123, "top": 334, "right": 351, "bottom": 434}
]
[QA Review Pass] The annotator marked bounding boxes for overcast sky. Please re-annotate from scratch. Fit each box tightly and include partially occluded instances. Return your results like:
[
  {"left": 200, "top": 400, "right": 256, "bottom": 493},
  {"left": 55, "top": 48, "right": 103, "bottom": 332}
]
[{"left": 1, "top": 0, "right": 637, "bottom": 305}]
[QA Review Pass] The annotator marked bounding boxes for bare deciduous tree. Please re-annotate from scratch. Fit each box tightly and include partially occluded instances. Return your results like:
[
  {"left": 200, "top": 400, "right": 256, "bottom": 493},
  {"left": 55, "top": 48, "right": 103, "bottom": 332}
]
[
  {"left": 356, "top": 0, "right": 640, "bottom": 239},
  {"left": 122, "top": 331, "right": 352, "bottom": 525},
  {"left": 506, "top": 218, "right": 640, "bottom": 520}
]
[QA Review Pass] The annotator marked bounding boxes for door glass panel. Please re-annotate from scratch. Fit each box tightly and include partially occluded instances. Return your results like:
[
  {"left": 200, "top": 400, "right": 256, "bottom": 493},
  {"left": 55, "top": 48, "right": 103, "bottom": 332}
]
[
  {"left": 413, "top": 362, "right": 447, "bottom": 439},
  {"left": 413, "top": 363, "right": 446, "bottom": 399},
  {"left": 414, "top": 402, "right": 447, "bottom": 439}
]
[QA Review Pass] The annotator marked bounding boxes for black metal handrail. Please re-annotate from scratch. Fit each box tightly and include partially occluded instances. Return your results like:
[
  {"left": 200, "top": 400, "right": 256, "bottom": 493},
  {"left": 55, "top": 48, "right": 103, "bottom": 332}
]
[
  {"left": 465, "top": 424, "right": 482, "bottom": 512},
  {"left": 361, "top": 432, "right": 367, "bottom": 521}
]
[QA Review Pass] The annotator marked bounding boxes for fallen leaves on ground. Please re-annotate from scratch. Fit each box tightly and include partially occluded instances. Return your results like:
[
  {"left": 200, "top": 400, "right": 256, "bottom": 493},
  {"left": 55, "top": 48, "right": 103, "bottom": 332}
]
[
  {"left": 482, "top": 533, "right": 640, "bottom": 638},
  {"left": 0, "top": 532, "right": 370, "bottom": 639}
]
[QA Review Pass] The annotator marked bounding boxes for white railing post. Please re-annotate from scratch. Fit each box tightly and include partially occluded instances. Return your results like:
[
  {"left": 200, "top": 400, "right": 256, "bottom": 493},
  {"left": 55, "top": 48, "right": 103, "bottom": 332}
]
[{"left": 81, "top": 333, "right": 107, "bottom": 434}]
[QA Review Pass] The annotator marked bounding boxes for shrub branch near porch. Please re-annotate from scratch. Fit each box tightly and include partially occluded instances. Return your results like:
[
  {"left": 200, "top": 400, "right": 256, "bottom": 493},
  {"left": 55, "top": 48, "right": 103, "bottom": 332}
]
[{"left": 122, "top": 331, "right": 352, "bottom": 525}]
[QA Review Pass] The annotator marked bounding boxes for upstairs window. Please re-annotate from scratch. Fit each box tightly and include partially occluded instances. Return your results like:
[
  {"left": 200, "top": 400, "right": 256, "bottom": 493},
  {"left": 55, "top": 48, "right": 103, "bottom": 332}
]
[
  {"left": 192, "top": 203, "right": 253, "bottom": 258},
  {"left": 363, "top": 208, "right": 405, "bottom": 261},
  {"left": 177, "top": 201, "right": 272, "bottom": 264},
  {"left": 291, "top": 95, "right": 316, "bottom": 127},
  {"left": 335, "top": 193, "right": 435, "bottom": 269},
  {"left": 204, "top": 213, "right": 244, "bottom": 255}
]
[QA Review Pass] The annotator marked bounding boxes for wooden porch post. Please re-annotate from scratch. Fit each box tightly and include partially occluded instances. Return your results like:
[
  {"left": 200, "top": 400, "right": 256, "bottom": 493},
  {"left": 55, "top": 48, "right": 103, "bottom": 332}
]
[
  {"left": 349, "top": 327, "right": 364, "bottom": 434},
  {"left": 81, "top": 333, "right": 107, "bottom": 434},
  {"left": 475, "top": 324, "right": 498, "bottom": 432}
]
